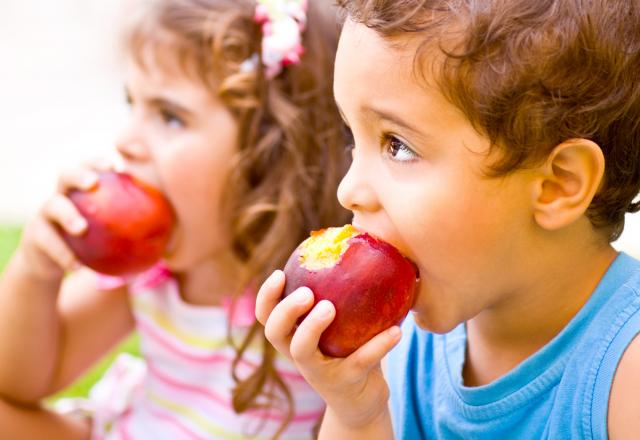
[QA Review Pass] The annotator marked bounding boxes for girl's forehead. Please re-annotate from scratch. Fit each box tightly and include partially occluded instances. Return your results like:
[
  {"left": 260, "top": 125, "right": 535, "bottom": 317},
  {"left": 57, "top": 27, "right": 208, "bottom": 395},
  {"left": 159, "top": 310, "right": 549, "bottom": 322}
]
[
  {"left": 124, "top": 54, "right": 220, "bottom": 110},
  {"left": 126, "top": 39, "right": 219, "bottom": 94}
]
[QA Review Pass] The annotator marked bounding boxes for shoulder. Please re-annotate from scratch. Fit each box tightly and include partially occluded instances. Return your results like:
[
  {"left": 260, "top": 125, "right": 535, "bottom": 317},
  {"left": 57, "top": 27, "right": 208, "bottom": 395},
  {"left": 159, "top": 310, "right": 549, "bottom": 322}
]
[{"left": 608, "top": 332, "right": 640, "bottom": 439}]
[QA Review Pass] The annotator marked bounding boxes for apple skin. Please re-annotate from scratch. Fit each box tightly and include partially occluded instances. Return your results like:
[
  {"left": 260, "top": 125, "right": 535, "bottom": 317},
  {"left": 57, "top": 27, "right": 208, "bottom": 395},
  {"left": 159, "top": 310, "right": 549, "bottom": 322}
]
[
  {"left": 61, "top": 171, "right": 175, "bottom": 276},
  {"left": 283, "top": 227, "right": 418, "bottom": 357}
]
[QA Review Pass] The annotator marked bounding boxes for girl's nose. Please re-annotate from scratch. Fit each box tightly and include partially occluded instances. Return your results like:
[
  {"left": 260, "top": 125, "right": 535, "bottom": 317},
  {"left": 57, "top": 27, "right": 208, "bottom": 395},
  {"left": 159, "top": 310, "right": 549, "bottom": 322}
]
[
  {"left": 115, "top": 123, "right": 150, "bottom": 162},
  {"left": 337, "top": 149, "right": 381, "bottom": 213}
]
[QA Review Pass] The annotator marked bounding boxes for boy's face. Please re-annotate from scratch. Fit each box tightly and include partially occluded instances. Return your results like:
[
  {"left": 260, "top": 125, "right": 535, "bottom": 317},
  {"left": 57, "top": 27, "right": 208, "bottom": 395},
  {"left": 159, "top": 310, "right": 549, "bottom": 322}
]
[
  {"left": 334, "top": 20, "right": 538, "bottom": 332},
  {"left": 117, "top": 51, "right": 239, "bottom": 272}
]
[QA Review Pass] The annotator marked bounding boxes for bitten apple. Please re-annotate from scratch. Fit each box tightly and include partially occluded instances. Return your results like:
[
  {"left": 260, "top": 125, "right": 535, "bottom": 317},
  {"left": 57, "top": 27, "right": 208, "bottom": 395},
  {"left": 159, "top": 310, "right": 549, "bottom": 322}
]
[
  {"left": 61, "top": 171, "right": 175, "bottom": 276},
  {"left": 283, "top": 224, "right": 418, "bottom": 357}
]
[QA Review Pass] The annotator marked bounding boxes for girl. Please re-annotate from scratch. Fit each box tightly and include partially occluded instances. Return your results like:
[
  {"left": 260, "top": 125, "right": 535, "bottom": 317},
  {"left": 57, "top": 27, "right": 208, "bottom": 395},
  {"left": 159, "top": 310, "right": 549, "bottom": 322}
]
[{"left": 0, "top": 0, "right": 350, "bottom": 438}]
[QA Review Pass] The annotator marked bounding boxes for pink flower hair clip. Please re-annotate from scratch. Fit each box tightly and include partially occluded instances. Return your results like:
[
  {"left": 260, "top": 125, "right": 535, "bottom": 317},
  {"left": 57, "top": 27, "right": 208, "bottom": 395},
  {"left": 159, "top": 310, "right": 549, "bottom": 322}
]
[{"left": 254, "top": 0, "right": 308, "bottom": 79}]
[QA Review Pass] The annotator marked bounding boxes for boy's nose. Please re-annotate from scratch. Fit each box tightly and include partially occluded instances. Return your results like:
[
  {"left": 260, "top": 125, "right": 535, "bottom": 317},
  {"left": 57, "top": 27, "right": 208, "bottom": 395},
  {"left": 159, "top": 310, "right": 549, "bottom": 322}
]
[{"left": 337, "top": 151, "right": 381, "bottom": 213}]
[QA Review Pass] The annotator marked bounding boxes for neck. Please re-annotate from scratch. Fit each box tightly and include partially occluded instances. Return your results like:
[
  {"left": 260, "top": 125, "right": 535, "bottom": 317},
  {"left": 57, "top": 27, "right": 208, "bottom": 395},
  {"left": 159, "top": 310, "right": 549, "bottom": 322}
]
[
  {"left": 175, "top": 253, "right": 245, "bottom": 307},
  {"left": 463, "top": 233, "right": 617, "bottom": 387}
]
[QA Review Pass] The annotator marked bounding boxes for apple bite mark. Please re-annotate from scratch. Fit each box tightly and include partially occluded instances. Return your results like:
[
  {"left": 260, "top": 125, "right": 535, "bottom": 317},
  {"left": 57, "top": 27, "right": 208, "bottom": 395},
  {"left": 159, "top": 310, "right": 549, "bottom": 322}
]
[
  {"left": 283, "top": 224, "right": 418, "bottom": 357},
  {"left": 61, "top": 171, "right": 176, "bottom": 276},
  {"left": 298, "top": 224, "right": 359, "bottom": 270}
]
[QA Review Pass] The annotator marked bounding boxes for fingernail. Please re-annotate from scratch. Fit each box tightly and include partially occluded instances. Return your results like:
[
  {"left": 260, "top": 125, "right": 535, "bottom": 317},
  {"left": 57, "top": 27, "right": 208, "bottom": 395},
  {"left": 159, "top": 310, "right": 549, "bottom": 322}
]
[
  {"left": 294, "top": 288, "right": 312, "bottom": 304},
  {"left": 388, "top": 326, "right": 401, "bottom": 338},
  {"left": 316, "top": 300, "right": 334, "bottom": 317},
  {"left": 271, "top": 270, "right": 284, "bottom": 284},
  {"left": 70, "top": 218, "right": 87, "bottom": 233},
  {"left": 82, "top": 174, "right": 98, "bottom": 189}
]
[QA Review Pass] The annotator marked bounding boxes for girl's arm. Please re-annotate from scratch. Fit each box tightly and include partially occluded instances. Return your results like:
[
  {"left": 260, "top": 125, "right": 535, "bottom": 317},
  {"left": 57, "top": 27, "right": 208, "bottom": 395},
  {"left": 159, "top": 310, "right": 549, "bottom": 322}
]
[
  {"left": 0, "top": 166, "right": 135, "bottom": 403},
  {"left": 47, "top": 268, "right": 134, "bottom": 395},
  {"left": 0, "top": 258, "right": 134, "bottom": 402}
]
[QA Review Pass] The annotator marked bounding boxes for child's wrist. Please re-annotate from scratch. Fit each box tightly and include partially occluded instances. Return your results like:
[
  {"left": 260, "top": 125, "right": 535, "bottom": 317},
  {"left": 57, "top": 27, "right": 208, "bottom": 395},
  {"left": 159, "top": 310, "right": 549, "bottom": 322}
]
[
  {"left": 327, "top": 398, "right": 391, "bottom": 431},
  {"left": 13, "top": 246, "right": 64, "bottom": 285}
]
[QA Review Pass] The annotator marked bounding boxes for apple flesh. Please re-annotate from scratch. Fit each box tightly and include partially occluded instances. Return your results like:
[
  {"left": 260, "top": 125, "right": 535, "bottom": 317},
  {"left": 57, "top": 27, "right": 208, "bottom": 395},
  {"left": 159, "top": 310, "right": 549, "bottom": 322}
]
[
  {"left": 61, "top": 171, "right": 175, "bottom": 276},
  {"left": 283, "top": 224, "right": 418, "bottom": 357}
]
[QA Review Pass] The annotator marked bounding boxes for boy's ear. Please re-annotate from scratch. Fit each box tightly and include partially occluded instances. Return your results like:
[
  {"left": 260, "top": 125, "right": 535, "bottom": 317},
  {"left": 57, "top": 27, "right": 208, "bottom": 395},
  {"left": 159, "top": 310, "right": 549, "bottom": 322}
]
[{"left": 532, "top": 138, "right": 604, "bottom": 230}]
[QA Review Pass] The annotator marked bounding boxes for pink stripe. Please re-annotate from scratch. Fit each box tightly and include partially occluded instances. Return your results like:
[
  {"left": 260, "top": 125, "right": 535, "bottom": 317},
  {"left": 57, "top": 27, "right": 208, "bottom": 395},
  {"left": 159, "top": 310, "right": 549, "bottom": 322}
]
[
  {"left": 148, "top": 406, "right": 205, "bottom": 440},
  {"left": 131, "top": 262, "right": 172, "bottom": 291},
  {"left": 117, "top": 410, "right": 134, "bottom": 440},
  {"left": 136, "top": 317, "right": 308, "bottom": 383},
  {"left": 147, "top": 360, "right": 324, "bottom": 423}
]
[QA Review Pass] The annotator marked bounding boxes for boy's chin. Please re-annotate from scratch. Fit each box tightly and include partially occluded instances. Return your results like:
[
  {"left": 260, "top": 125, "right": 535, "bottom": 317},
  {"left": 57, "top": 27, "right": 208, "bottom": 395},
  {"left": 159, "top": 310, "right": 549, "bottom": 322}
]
[{"left": 412, "top": 311, "right": 460, "bottom": 334}]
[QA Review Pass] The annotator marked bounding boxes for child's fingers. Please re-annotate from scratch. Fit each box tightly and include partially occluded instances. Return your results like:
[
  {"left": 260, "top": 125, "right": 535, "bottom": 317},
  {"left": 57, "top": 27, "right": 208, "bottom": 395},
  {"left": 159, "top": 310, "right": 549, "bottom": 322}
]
[
  {"left": 255, "top": 270, "right": 286, "bottom": 325},
  {"left": 263, "top": 287, "right": 315, "bottom": 358},
  {"left": 84, "top": 157, "right": 117, "bottom": 172},
  {"left": 345, "top": 326, "right": 402, "bottom": 373},
  {"left": 56, "top": 167, "right": 99, "bottom": 193},
  {"left": 42, "top": 194, "right": 87, "bottom": 236},
  {"left": 30, "top": 217, "right": 79, "bottom": 272},
  {"left": 289, "top": 300, "right": 335, "bottom": 362}
]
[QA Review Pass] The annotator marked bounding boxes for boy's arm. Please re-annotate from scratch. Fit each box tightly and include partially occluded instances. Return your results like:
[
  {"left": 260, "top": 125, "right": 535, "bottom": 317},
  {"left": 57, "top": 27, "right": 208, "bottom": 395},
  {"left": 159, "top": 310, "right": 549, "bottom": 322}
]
[
  {"left": 319, "top": 406, "right": 394, "bottom": 440},
  {"left": 256, "top": 271, "right": 401, "bottom": 440},
  {"left": 608, "top": 334, "right": 640, "bottom": 439}
]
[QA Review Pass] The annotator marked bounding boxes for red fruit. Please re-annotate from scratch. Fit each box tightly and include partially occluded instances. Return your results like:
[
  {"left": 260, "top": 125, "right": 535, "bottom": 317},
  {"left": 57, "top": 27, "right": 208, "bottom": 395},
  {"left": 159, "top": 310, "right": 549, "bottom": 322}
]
[
  {"left": 283, "top": 224, "right": 418, "bottom": 357},
  {"left": 61, "top": 171, "right": 175, "bottom": 276}
]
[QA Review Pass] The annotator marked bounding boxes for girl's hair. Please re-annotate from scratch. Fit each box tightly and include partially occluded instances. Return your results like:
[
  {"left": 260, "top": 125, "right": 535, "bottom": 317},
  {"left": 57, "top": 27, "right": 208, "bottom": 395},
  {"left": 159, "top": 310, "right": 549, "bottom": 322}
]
[
  {"left": 122, "top": 0, "right": 351, "bottom": 436},
  {"left": 338, "top": 0, "right": 640, "bottom": 241}
]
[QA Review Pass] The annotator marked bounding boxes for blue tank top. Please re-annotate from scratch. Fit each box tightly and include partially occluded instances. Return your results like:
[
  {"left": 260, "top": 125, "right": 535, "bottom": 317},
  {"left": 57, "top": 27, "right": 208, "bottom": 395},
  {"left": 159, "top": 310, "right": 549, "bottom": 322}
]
[{"left": 387, "top": 252, "right": 640, "bottom": 439}]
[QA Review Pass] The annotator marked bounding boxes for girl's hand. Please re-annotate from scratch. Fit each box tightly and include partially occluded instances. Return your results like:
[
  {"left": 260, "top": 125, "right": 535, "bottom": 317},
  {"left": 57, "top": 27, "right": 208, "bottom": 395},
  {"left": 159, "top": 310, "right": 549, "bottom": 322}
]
[
  {"left": 17, "top": 160, "right": 112, "bottom": 282},
  {"left": 255, "top": 270, "right": 402, "bottom": 430}
]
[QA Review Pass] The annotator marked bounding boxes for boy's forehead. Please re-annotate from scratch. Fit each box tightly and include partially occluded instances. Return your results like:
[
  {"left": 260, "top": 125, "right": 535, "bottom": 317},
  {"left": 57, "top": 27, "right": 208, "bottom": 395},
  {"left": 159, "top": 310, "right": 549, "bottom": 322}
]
[
  {"left": 337, "top": 20, "right": 417, "bottom": 69},
  {"left": 334, "top": 20, "right": 438, "bottom": 109}
]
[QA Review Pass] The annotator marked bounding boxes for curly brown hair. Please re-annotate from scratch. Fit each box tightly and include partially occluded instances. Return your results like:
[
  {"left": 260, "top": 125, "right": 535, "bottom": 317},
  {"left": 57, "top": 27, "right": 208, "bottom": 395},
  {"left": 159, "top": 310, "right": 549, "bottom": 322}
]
[
  {"left": 122, "top": 0, "right": 351, "bottom": 437},
  {"left": 337, "top": 0, "right": 640, "bottom": 240}
]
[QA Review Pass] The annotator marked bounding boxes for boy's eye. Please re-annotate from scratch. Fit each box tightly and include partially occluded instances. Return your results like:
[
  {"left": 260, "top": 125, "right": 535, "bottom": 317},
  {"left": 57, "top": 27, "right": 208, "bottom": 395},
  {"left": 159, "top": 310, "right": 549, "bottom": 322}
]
[
  {"left": 384, "top": 135, "right": 419, "bottom": 162},
  {"left": 160, "top": 109, "right": 185, "bottom": 129}
]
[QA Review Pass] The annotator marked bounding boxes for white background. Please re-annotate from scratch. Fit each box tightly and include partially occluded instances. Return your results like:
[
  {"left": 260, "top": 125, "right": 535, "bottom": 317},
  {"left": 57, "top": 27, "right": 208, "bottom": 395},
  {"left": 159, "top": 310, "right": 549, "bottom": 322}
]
[{"left": 2, "top": 0, "right": 640, "bottom": 257}]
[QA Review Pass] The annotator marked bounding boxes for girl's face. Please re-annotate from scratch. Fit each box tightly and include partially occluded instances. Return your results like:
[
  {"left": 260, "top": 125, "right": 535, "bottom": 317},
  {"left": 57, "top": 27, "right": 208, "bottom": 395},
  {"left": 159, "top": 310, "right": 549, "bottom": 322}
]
[
  {"left": 334, "top": 20, "right": 539, "bottom": 333},
  {"left": 117, "top": 53, "right": 239, "bottom": 272}
]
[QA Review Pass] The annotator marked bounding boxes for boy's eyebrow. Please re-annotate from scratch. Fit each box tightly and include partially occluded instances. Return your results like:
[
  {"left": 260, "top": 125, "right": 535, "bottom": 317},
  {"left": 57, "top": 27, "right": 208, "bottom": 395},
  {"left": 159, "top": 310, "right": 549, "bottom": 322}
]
[
  {"left": 335, "top": 101, "right": 429, "bottom": 140},
  {"left": 362, "top": 106, "right": 423, "bottom": 136}
]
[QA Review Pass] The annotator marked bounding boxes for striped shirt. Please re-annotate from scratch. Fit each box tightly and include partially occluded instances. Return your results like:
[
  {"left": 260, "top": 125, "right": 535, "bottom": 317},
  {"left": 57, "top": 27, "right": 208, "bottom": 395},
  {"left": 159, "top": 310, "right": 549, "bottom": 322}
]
[{"left": 90, "top": 264, "right": 324, "bottom": 439}]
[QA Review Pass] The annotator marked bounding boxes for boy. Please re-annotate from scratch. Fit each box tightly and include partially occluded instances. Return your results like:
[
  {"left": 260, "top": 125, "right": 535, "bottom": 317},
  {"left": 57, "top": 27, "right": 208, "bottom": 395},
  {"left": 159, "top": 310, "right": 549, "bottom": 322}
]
[{"left": 256, "top": 1, "right": 640, "bottom": 438}]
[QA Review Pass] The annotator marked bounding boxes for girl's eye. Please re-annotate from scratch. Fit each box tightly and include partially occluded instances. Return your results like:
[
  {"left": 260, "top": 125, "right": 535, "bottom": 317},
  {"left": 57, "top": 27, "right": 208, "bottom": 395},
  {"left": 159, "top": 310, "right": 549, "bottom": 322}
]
[
  {"left": 160, "top": 109, "right": 185, "bottom": 129},
  {"left": 124, "top": 89, "right": 133, "bottom": 107},
  {"left": 385, "top": 135, "right": 419, "bottom": 162}
]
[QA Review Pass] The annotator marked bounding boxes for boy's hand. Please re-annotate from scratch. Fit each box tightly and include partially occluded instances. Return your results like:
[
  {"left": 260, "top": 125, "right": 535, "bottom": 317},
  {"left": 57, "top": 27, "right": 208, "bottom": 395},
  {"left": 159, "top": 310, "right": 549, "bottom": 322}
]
[
  {"left": 17, "top": 160, "right": 112, "bottom": 282},
  {"left": 255, "top": 270, "right": 402, "bottom": 430}
]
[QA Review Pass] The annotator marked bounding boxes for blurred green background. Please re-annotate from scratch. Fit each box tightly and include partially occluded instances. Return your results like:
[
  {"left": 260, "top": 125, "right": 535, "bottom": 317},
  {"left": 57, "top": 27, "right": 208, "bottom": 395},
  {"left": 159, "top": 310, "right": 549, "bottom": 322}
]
[{"left": 0, "top": 225, "right": 140, "bottom": 401}]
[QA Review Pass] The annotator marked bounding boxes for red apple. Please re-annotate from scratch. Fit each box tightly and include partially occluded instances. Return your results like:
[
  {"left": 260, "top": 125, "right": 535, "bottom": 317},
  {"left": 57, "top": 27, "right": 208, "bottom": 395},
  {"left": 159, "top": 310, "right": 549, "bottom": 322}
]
[
  {"left": 283, "top": 224, "right": 418, "bottom": 357},
  {"left": 61, "top": 171, "right": 175, "bottom": 276}
]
